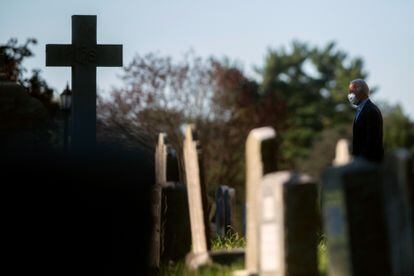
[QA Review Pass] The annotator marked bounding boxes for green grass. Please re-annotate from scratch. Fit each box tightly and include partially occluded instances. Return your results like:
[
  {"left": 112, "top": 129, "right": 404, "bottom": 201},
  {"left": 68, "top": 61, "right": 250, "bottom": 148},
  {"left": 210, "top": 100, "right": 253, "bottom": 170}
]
[
  {"left": 159, "top": 233, "right": 328, "bottom": 275},
  {"left": 211, "top": 231, "right": 245, "bottom": 251},
  {"left": 318, "top": 235, "right": 327, "bottom": 276},
  {"left": 158, "top": 233, "right": 245, "bottom": 275},
  {"left": 158, "top": 260, "right": 244, "bottom": 276}
]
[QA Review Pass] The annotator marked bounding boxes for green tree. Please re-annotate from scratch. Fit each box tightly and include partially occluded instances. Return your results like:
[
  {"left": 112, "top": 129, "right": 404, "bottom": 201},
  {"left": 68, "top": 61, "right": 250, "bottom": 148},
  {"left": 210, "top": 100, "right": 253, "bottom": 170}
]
[
  {"left": 100, "top": 42, "right": 413, "bottom": 234},
  {"left": 101, "top": 41, "right": 378, "bottom": 189},
  {"left": 259, "top": 41, "right": 370, "bottom": 167},
  {"left": 0, "top": 38, "right": 37, "bottom": 82},
  {"left": 1, "top": 38, "right": 59, "bottom": 112},
  {"left": 382, "top": 103, "right": 414, "bottom": 154},
  {"left": 0, "top": 38, "right": 60, "bottom": 152}
]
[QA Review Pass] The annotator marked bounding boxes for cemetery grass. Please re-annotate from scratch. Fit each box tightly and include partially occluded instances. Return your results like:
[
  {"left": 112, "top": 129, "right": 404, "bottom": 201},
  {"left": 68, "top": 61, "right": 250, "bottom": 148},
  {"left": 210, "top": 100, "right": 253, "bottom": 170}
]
[
  {"left": 211, "top": 231, "right": 246, "bottom": 250},
  {"left": 158, "top": 233, "right": 327, "bottom": 275},
  {"left": 158, "top": 233, "right": 244, "bottom": 276},
  {"left": 158, "top": 260, "right": 244, "bottom": 276},
  {"left": 318, "top": 235, "right": 327, "bottom": 276}
]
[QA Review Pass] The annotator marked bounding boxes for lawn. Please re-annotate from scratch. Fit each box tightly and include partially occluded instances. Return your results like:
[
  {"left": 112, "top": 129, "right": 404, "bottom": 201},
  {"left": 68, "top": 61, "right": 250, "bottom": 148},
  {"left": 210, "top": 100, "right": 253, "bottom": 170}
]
[{"left": 158, "top": 233, "right": 327, "bottom": 275}]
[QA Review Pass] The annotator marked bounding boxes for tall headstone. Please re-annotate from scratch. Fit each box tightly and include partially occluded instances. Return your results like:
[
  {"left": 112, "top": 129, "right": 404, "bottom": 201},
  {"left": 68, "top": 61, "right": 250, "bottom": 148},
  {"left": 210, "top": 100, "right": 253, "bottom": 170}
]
[
  {"left": 149, "top": 133, "right": 167, "bottom": 267},
  {"left": 46, "top": 15, "right": 122, "bottom": 154},
  {"left": 161, "top": 146, "right": 192, "bottom": 262},
  {"left": 322, "top": 159, "right": 391, "bottom": 276},
  {"left": 245, "top": 127, "right": 277, "bottom": 274},
  {"left": 215, "top": 185, "right": 236, "bottom": 237},
  {"left": 259, "top": 171, "right": 318, "bottom": 276},
  {"left": 183, "top": 124, "right": 211, "bottom": 269},
  {"left": 333, "top": 139, "right": 351, "bottom": 166},
  {"left": 194, "top": 127, "right": 212, "bottom": 248},
  {"left": 382, "top": 149, "right": 414, "bottom": 275}
]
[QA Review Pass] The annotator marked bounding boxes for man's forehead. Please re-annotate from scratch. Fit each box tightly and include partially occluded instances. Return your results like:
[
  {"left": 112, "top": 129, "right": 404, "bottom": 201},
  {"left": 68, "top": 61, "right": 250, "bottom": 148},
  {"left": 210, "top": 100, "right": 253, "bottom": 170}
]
[{"left": 349, "top": 82, "right": 359, "bottom": 90}]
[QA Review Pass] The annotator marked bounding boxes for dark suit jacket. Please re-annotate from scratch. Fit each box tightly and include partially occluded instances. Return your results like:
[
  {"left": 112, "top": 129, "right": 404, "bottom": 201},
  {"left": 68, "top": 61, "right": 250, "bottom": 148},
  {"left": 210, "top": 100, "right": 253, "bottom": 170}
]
[{"left": 352, "top": 99, "right": 384, "bottom": 162}]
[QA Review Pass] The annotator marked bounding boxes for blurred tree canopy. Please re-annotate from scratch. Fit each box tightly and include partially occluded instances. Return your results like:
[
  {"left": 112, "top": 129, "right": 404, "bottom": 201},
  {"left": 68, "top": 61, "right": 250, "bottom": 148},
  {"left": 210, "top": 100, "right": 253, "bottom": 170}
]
[
  {"left": 2, "top": 37, "right": 412, "bottom": 192},
  {"left": 258, "top": 41, "right": 362, "bottom": 167},
  {"left": 0, "top": 38, "right": 59, "bottom": 113},
  {"left": 1, "top": 38, "right": 37, "bottom": 82},
  {"left": 0, "top": 38, "right": 60, "bottom": 153},
  {"left": 381, "top": 103, "right": 414, "bottom": 153},
  {"left": 99, "top": 41, "right": 407, "bottom": 194}
]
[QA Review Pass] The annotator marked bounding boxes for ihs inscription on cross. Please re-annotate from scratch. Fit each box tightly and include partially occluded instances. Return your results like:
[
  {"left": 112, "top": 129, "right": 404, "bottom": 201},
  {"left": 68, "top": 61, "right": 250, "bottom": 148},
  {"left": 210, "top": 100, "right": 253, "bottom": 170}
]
[{"left": 46, "top": 15, "right": 122, "bottom": 154}]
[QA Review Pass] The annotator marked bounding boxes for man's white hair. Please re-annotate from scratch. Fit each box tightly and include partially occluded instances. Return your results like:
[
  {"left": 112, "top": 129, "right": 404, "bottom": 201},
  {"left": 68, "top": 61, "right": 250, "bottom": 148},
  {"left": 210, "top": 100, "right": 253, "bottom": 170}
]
[{"left": 350, "top": 79, "right": 370, "bottom": 95}]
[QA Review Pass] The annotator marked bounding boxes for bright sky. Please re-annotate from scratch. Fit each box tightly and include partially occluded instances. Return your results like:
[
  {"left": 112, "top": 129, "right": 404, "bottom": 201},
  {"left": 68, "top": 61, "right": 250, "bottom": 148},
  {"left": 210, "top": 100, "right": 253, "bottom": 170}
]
[{"left": 1, "top": 0, "right": 413, "bottom": 118}]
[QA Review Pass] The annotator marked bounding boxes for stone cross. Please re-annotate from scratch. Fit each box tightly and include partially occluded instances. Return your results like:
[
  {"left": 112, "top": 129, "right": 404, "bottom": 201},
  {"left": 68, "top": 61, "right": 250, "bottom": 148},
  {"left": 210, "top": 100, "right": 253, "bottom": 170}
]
[
  {"left": 46, "top": 15, "right": 122, "bottom": 153},
  {"left": 183, "top": 124, "right": 211, "bottom": 269},
  {"left": 245, "top": 127, "right": 277, "bottom": 274},
  {"left": 259, "top": 171, "right": 318, "bottom": 275},
  {"left": 149, "top": 133, "right": 168, "bottom": 267},
  {"left": 333, "top": 139, "right": 351, "bottom": 166}
]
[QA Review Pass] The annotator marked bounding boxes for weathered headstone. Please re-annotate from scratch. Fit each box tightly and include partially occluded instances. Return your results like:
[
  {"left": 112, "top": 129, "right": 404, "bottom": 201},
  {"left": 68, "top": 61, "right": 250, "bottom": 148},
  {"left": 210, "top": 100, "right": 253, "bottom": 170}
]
[
  {"left": 333, "top": 139, "right": 351, "bottom": 166},
  {"left": 194, "top": 128, "right": 212, "bottom": 248},
  {"left": 183, "top": 124, "right": 211, "bottom": 269},
  {"left": 215, "top": 185, "right": 236, "bottom": 237},
  {"left": 259, "top": 171, "right": 318, "bottom": 276},
  {"left": 382, "top": 149, "right": 414, "bottom": 275},
  {"left": 320, "top": 138, "right": 351, "bottom": 209},
  {"left": 46, "top": 15, "right": 122, "bottom": 154},
  {"left": 322, "top": 159, "right": 391, "bottom": 276},
  {"left": 161, "top": 183, "right": 192, "bottom": 262},
  {"left": 149, "top": 133, "right": 167, "bottom": 267},
  {"left": 245, "top": 127, "right": 277, "bottom": 274},
  {"left": 161, "top": 146, "right": 192, "bottom": 262}
]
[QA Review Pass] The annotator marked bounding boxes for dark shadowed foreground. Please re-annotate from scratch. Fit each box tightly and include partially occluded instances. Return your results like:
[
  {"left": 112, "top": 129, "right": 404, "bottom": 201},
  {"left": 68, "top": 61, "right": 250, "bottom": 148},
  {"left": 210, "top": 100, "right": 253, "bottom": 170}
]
[{"left": 2, "top": 148, "right": 154, "bottom": 275}]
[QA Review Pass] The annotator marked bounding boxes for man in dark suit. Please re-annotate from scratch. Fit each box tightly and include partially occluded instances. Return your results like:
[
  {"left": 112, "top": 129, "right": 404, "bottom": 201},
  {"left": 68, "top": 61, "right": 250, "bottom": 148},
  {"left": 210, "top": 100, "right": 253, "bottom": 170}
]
[{"left": 348, "top": 79, "right": 384, "bottom": 162}]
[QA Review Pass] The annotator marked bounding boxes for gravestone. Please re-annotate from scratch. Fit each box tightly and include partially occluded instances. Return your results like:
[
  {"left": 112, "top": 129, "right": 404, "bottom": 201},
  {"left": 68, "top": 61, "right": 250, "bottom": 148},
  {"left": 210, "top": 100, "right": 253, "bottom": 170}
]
[
  {"left": 259, "top": 171, "right": 318, "bottom": 276},
  {"left": 333, "top": 139, "right": 351, "bottom": 166},
  {"left": 161, "top": 183, "right": 192, "bottom": 262},
  {"left": 320, "top": 138, "right": 351, "bottom": 208},
  {"left": 183, "top": 124, "right": 211, "bottom": 269},
  {"left": 149, "top": 133, "right": 167, "bottom": 267},
  {"left": 46, "top": 15, "right": 122, "bottom": 154},
  {"left": 382, "top": 149, "right": 414, "bottom": 275},
  {"left": 244, "top": 127, "right": 277, "bottom": 274},
  {"left": 194, "top": 127, "right": 212, "bottom": 247},
  {"left": 161, "top": 146, "right": 192, "bottom": 262},
  {"left": 322, "top": 159, "right": 391, "bottom": 276},
  {"left": 215, "top": 185, "right": 236, "bottom": 237}
]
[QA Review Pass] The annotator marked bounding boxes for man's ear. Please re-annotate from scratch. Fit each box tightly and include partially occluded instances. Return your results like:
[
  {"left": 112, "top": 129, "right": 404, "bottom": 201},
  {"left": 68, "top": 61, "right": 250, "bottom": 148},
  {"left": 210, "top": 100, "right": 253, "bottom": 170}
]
[{"left": 355, "top": 88, "right": 364, "bottom": 99}]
